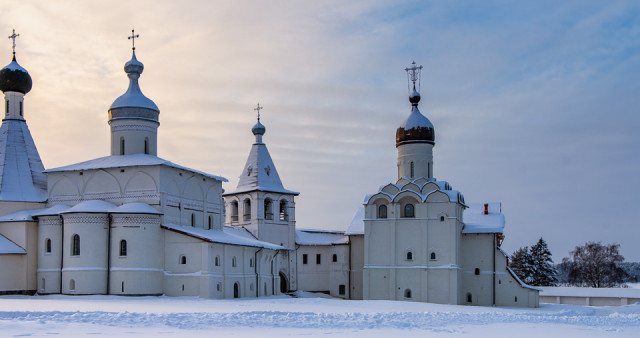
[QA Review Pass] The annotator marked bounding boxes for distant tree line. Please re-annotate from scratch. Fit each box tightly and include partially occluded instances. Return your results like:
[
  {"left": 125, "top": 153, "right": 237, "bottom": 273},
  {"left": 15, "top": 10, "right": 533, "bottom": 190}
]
[{"left": 510, "top": 240, "right": 632, "bottom": 288}]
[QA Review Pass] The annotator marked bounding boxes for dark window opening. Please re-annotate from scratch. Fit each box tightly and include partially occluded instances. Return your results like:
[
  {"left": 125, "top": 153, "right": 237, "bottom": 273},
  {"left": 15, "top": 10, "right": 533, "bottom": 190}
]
[
  {"left": 231, "top": 201, "right": 239, "bottom": 222},
  {"left": 119, "top": 240, "right": 127, "bottom": 256},
  {"left": 316, "top": 254, "right": 321, "bottom": 264},
  {"left": 404, "top": 289, "right": 412, "bottom": 298},
  {"left": 264, "top": 199, "right": 273, "bottom": 220},
  {"left": 406, "top": 251, "right": 413, "bottom": 261},
  {"left": 467, "top": 293, "right": 472, "bottom": 303},
  {"left": 279, "top": 200, "right": 288, "bottom": 221},
  {"left": 430, "top": 252, "right": 436, "bottom": 260},
  {"left": 332, "top": 254, "right": 337, "bottom": 262},
  {"left": 45, "top": 238, "right": 51, "bottom": 253},
  {"left": 180, "top": 255, "right": 187, "bottom": 264},
  {"left": 404, "top": 204, "right": 414, "bottom": 218},
  {"left": 120, "top": 137, "right": 125, "bottom": 155},
  {"left": 144, "top": 137, "right": 149, "bottom": 154},
  {"left": 191, "top": 213, "right": 196, "bottom": 227},
  {"left": 410, "top": 162, "right": 414, "bottom": 178},
  {"left": 243, "top": 199, "right": 251, "bottom": 221},
  {"left": 339, "top": 284, "right": 346, "bottom": 295},
  {"left": 474, "top": 268, "right": 480, "bottom": 275},
  {"left": 440, "top": 215, "right": 445, "bottom": 222},
  {"left": 302, "top": 254, "right": 308, "bottom": 264},
  {"left": 208, "top": 216, "right": 212, "bottom": 229},
  {"left": 71, "top": 234, "right": 80, "bottom": 256},
  {"left": 378, "top": 204, "right": 387, "bottom": 219}
]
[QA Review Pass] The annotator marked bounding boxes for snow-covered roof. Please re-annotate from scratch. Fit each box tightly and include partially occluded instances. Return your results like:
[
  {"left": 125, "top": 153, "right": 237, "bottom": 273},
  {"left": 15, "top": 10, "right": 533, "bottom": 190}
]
[
  {"left": 225, "top": 126, "right": 298, "bottom": 195},
  {"left": 462, "top": 203, "right": 505, "bottom": 234},
  {"left": 540, "top": 286, "right": 640, "bottom": 298},
  {"left": 0, "top": 119, "right": 47, "bottom": 202},
  {"left": 344, "top": 206, "right": 365, "bottom": 235},
  {"left": 161, "top": 223, "right": 283, "bottom": 250},
  {"left": 506, "top": 266, "right": 542, "bottom": 291},
  {"left": 401, "top": 105, "right": 434, "bottom": 130},
  {"left": 0, "top": 234, "right": 25, "bottom": 254},
  {"left": 60, "top": 200, "right": 116, "bottom": 214},
  {"left": 31, "top": 204, "right": 73, "bottom": 217},
  {"left": 110, "top": 203, "right": 162, "bottom": 214},
  {"left": 0, "top": 209, "right": 38, "bottom": 222},
  {"left": 295, "top": 229, "right": 349, "bottom": 246},
  {"left": 45, "top": 154, "right": 227, "bottom": 182},
  {"left": 0, "top": 202, "right": 162, "bottom": 220}
]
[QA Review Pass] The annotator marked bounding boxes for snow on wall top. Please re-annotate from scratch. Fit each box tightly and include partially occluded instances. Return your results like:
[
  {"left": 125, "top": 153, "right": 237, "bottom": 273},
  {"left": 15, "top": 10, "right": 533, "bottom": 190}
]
[
  {"left": 161, "top": 223, "right": 283, "bottom": 250},
  {"left": 295, "top": 229, "right": 349, "bottom": 246},
  {"left": 540, "top": 286, "right": 640, "bottom": 298},
  {"left": 0, "top": 202, "right": 161, "bottom": 222},
  {"left": 0, "top": 119, "right": 47, "bottom": 202},
  {"left": 0, "top": 233, "right": 25, "bottom": 254},
  {"left": 462, "top": 202, "right": 505, "bottom": 234},
  {"left": 45, "top": 154, "right": 227, "bottom": 182},
  {"left": 345, "top": 206, "right": 365, "bottom": 235},
  {"left": 225, "top": 140, "right": 298, "bottom": 196}
]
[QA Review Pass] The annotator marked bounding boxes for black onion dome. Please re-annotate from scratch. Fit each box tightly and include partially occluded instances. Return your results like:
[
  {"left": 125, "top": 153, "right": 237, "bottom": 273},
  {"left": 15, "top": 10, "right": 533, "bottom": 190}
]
[
  {"left": 396, "top": 88, "right": 435, "bottom": 147},
  {"left": 0, "top": 57, "right": 32, "bottom": 94}
]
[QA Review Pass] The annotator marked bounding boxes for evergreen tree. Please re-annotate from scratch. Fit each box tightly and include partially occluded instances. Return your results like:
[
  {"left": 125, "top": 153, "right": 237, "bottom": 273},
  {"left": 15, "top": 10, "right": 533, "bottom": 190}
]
[
  {"left": 530, "top": 237, "right": 558, "bottom": 286},
  {"left": 509, "top": 246, "right": 535, "bottom": 284}
]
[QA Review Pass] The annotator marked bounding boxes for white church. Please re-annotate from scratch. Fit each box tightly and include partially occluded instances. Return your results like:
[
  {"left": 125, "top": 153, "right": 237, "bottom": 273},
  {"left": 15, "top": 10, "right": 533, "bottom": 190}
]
[{"left": 0, "top": 31, "right": 539, "bottom": 307}]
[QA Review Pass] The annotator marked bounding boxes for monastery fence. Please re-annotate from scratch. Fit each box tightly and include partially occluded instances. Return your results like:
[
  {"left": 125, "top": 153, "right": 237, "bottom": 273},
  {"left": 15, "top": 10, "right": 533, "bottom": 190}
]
[{"left": 539, "top": 286, "right": 640, "bottom": 306}]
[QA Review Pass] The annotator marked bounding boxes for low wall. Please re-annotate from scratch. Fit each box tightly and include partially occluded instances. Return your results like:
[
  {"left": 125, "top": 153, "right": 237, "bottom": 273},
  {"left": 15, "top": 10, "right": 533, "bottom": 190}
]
[{"left": 540, "top": 287, "right": 640, "bottom": 306}]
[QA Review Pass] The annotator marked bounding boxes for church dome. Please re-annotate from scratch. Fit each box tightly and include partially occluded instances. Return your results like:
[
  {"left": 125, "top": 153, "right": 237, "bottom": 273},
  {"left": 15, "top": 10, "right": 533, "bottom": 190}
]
[
  {"left": 0, "top": 56, "right": 32, "bottom": 94},
  {"left": 252, "top": 120, "right": 266, "bottom": 136},
  {"left": 396, "top": 88, "right": 435, "bottom": 146},
  {"left": 110, "top": 51, "right": 159, "bottom": 112}
]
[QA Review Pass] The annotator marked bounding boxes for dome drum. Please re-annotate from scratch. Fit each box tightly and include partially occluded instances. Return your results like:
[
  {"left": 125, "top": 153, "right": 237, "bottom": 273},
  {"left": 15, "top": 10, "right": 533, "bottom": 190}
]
[
  {"left": 109, "top": 107, "right": 159, "bottom": 122},
  {"left": 396, "top": 126, "right": 435, "bottom": 146}
]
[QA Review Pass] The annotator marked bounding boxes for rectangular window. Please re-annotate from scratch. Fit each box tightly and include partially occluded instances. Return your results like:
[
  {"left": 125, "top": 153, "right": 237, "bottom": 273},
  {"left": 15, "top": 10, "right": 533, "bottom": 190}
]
[
  {"left": 332, "top": 254, "right": 337, "bottom": 262},
  {"left": 302, "top": 254, "right": 308, "bottom": 264},
  {"left": 316, "top": 254, "right": 321, "bottom": 265},
  {"left": 339, "top": 284, "right": 346, "bottom": 295},
  {"left": 19, "top": 101, "right": 22, "bottom": 116}
]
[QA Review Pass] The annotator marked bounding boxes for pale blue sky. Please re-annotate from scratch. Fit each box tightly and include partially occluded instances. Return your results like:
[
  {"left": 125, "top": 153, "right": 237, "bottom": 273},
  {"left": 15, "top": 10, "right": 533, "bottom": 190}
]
[{"left": 1, "top": 0, "right": 639, "bottom": 261}]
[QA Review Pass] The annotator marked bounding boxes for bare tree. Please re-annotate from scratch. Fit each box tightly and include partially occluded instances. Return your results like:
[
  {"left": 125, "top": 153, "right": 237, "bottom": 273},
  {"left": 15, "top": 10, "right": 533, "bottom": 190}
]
[{"left": 561, "top": 242, "right": 626, "bottom": 288}]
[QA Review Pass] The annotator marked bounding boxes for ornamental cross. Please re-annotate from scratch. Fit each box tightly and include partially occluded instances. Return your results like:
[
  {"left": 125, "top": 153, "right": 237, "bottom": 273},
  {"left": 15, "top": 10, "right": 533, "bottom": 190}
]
[
  {"left": 128, "top": 29, "right": 140, "bottom": 51},
  {"left": 405, "top": 61, "right": 423, "bottom": 87},
  {"left": 8, "top": 29, "right": 19, "bottom": 56},
  {"left": 254, "top": 103, "right": 263, "bottom": 121}
]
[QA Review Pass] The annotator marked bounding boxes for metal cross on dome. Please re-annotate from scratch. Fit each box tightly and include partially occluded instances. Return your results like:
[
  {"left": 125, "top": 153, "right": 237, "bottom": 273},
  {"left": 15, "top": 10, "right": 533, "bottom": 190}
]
[
  {"left": 8, "top": 29, "right": 19, "bottom": 56},
  {"left": 254, "top": 103, "right": 263, "bottom": 121},
  {"left": 128, "top": 29, "right": 140, "bottom": 51},
  {"left": 405, "top": 61, "right": 423, "bottom": 91}
]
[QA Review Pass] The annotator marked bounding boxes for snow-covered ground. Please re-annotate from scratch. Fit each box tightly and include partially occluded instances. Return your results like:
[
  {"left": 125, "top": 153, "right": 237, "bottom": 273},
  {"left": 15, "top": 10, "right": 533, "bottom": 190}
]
[{"left": 1, "top": 292, "right": 639, "bottom": 337}]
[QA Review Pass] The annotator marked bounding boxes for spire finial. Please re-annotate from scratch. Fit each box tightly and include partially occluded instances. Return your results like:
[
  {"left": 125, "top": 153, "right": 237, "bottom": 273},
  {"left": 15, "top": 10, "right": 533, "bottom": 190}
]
[
  {"left": 8, "top": 29, "right": 19, "bottom": 59},
  {"left": 128, "top": 29, "right": 140, "bottom": 51},
  {"left": 254, "top": 103, "right": 263, "bottom": 122},
  {"left": 405, "top": 61, "right": 423, "bottom": 92}
]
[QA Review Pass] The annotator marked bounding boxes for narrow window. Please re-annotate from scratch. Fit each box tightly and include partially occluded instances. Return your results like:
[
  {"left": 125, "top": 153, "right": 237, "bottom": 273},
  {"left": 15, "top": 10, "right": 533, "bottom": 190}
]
[
  {"left": 279, "top": 200, "right": 288, "bottom": 221},
  {"left": 243, "top": 199, "right": 251, "bottom": 221},
  {"left": 316, "top": 254, "right": 321, "bottom": 264},
  {"left": 404, "top": 289, "right": 412, "bottom": 298},
  {"left": 378, "top": 205, "right": 387, "bottom": 219},
  {"left": 467, "top": 293, "right": 472, "bottom": 303},
  {"left": 208, "top": 216, "right": 212, "bottom": 229},
  {"left": 264, "top": 199, "right": 273, "bottom": 220},
  {"left": 19, "top": 101, "right": 23, "bottom": 116},
  {"left": 231, "top": 201, "right": 239, "bottom": 222},
  {"left": 180, "top": 255, "right": 186, "bottom": 264},
  {"left": 144, "top": 137, "right": 149, "bottom": 154},
  {"left": 41, "top": 278, "right": 45, "bottom": 291},
  {"left": 45, "top": 238, "right": 51, "bottom": 253},
  {"left": 406, "top": 251, "right": 413, "bottom": 261},
  {"left": 250, "top": 258, "right": 254, "bottom": 268},
  {"left": 404, "top": 204, "right": 414, "bottom": 218},
  {"left": 215, "top": 256, "right": 220, "bottom": 266},
  {"left": 498, "top": 280, "right": 502, "bottom": 284},
  {"left": 440, "top": 215, "right": 445, "bottom": 222},
  {"left": 217, "top": 283, "right": 222, "bottom": 292},
  {"left": 264, "top": 283, "right": 267, "bottom": 296},
  {"left": 121, "top": 281, "right": 124, "bottom": 292},
  {"left": 119, "top": 240, "right": 127, "bottom": 256},
  {"left": 69, "top": 279, "right": 75, "bottom": 291},
  {"left": 302, "top": 254, "right": 308, "bottom": 264},
  {"left": 428, "top": 162, "right": 431, "bottom": 178},
  {"left": 232, "top": 256, "right": 237, "bottom": 267},
  {"left": 430, "top": 252, "right": 436, "bottom": 260},
  {"left": 410, "top": 162, "right": 414, "bottom": 178},
  {"left": 191, "top": 213, "right": 196, "bottom": 227},
  {"left": 339, "top": 284, "right": 346, "bottom": 295},
  {"left": 71, "top": 234, "right": 80, "bottom": 256},
  {"left": 5, "top": 100, "right": 8, "bottom": 115},
  {"left": 182, "top": 284, "right": 185, "bottom": 291},
  {"left": 515, "top": 296, "right": 518, "bottom": 302},
  {"left": 332, "top": 254, "right": 337, "bottom": 263},
  {"left": 474, "top": 268, "right": 480, "bottom": 275},
  {"left": 120, "top": 137, "right": 125, "bottom": 155}
]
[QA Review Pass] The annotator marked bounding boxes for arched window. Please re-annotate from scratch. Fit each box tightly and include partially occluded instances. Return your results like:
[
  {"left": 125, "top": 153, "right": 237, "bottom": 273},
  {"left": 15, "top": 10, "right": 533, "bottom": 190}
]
[
  {"left": 410, "top": 161, "right": 414, "bottom": 178},
  {"left": 403, "top": 204, "right": 415, "bottom": 218},
  {"left": 430, "top": 252, "right": 437, "bottom": 260},
  {"left": 243, "top": 199, "right": 251, "bottom": 221},
  {"left": 232, "top": 256, "right": 237, "bottom": 267},
  {"left": 466, "top": 293, "right": 472, "bottom": 303},
  {"left": 440, "top": 215, "right": 445, "bottom": 222},
  {"left": 45, "top": 238, "right": 51, "bottom": 253},
  {"left": 119, "top": 240, "right": 127, "bottom": 257},
  {"left": 264, "top": 199, "right": 273, "bottom": 220},
  {"left": 144, "top": 137, "right": 149, "bottom": 154},
  {"left": 69, "top": 279, "right": 75, "bottom": 291},
  {"left": 406, "top": 251, "right": 413, "bottom": 261},
  {"left": 180, "top": 255, "right": 186, "bottom": 264},
  {"left": 231, "top": 201, "right": 239, "bottom": 222},
  {"left": 404, "top": 289, "right": 412, "bottom": 298},
  {"left": 234, "top": 282, "right": 240, "bottom": 298},
  {"left": 215, "top": 256, "right": 220, "bottom": 266},
  {"left": 279, "top": 200, "right": 288, "bottom": 221},
  {"left": 71, "top": 234, "right": 80, "bottom": 256},
  {"left": 475, "top": 268, "right": 480, "bottom": 275},
  {"left": 120, "top": 137, "right": 125, "bottom": 155},
  {"left": 208, "top": 216, "right": 212, "bottom": 229},
  {"left": 191, "top": 213, "right": 196, "bottom": 227},
  {"left": 378, "top": 205, "right": 387, "bottom": 219}
]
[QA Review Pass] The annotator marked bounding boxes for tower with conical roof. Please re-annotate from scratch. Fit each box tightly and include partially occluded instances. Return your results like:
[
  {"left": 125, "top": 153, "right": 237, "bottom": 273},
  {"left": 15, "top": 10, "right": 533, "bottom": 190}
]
[
  {"left": 0, "top": 29, "right": 46, "bottom": 206},
  {"left": 108, "top": 30, "right": 159, "bottom": 156},
  {"left": 223, "top": 104, "right": 299, "bottom": 292},
  {"left": 396, "top": 61, "right": 435, "bottom": 181}
]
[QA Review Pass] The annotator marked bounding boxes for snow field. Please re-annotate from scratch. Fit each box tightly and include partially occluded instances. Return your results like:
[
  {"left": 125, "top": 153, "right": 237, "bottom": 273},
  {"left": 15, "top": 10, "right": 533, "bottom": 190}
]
[{"left": 1, "top": 293, "right": 639, "bottom": 337}]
